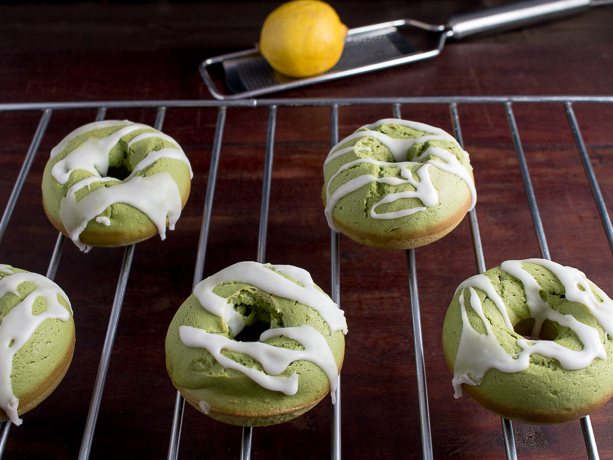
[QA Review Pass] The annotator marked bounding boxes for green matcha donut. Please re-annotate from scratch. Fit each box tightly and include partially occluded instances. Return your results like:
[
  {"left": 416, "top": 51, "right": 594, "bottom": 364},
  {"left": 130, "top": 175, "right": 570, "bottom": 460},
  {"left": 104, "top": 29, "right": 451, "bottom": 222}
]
[
  {"left": 165, "top": 261, "right": 347, "bottom": 427},
  {"left": 0, "top": 265, "right": 75, "bottom": 425},
  {"left": 42, "top": 120, "right": 192, "bottom": 252},
  {"left": 443, "top": 259, "right": 613, "bottom": 424},
  {"left": 323, "top": 118, "right": 476, "bottom": 250}
]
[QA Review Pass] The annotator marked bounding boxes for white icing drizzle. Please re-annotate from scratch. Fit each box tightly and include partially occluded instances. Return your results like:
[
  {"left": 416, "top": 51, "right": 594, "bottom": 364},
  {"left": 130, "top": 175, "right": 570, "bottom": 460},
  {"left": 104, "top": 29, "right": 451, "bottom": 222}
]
[
  {"left": 180, "top": 324, "right": 340, "bottom": 403},
  {"left": 198, "top": 400, "right": 211, "bottom": 414},
  {"left": 50, "top": 120, "right": 128, "bottom": 160},
  {"left": 126, "top": 135, "right": 193, "bottom": 177},
  {"left": 126, "top": 148, "right": 192, "bottom": 179},
  {"left": 325, "top": 159, "right": 437, "bottom": 223},
  {"left": 50, "top": 120, "right": 192, "bottom": 251},
  {"left": 323, "top": 118, "right": 476, "bottom": 232},
  {"left": 193, "top": 261, "right": 347, "bottom": 336},
  {"left": 364, "top": 118, "right": 460, "bottom": 145},
  {"left": 323, "top": 146, "right": 371, "bottom": 167},
  {"left": 452, "top": 259, "right": 613, "bottom": 398},
  {"left": 54, "top": 123, "right": 147, "bottom": 184},
  {"left": 0, "top": 265, "right": 72, "bottom": 425},
  {"left": 60, "top": 173, "right": 182, "bottom": 252},
  {"left": 183, "top": 261, "right": 345, "bottom": 401}
]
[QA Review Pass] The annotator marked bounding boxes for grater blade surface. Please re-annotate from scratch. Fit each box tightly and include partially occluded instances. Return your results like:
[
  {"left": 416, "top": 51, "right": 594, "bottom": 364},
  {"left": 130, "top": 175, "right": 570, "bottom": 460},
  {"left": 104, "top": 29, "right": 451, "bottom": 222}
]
[{"left": 223, "top": 30, "right": 415, "bottom": 94}]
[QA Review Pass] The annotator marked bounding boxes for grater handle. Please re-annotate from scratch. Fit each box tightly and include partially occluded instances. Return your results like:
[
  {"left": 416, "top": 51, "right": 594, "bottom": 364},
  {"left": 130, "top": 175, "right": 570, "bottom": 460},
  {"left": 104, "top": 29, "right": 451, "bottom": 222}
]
[{"left": 447, "top": 0, "right": 591, "bottom": 40}]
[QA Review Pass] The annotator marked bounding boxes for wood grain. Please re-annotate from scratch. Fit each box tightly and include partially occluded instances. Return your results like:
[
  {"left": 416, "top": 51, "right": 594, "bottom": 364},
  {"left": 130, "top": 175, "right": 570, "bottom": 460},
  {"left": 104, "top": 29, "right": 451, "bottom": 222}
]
[{"left": 1, "top": 8, "right": 613, "bottom": 458}]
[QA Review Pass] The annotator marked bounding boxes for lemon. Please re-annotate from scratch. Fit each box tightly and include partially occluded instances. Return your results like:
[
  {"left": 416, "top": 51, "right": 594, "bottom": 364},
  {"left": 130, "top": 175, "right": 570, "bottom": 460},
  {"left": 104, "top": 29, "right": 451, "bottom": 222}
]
[{"left": 259, "top": 0, "right": 348, "bottom": 78}]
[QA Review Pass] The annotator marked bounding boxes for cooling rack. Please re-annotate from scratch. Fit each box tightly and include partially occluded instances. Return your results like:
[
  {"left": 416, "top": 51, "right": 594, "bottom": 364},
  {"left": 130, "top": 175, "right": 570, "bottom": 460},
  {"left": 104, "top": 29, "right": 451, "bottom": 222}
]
[{"left": 0, "top": 95, "right": 612, "bottom": 460}]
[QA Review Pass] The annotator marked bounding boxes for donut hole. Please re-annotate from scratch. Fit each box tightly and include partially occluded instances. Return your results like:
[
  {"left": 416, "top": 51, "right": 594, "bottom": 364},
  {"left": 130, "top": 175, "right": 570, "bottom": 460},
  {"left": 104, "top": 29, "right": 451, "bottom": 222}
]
[
  {"left": 234, "top": 319, "right": 270, "bottom": 342},
  {"left": 233, "top": 304, "right": 278, "bottom": 343},
  {"left": 106, "top": 165, "right": 131, "bottom": 181},
  {"left": 514, "top": 318, "right": 559, "bottom": 341}
]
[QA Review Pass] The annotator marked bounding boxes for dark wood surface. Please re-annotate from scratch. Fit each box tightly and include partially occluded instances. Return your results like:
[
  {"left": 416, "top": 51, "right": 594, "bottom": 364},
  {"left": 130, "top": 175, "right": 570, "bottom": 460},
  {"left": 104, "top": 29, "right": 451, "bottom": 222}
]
[{"left": 1, "top": 1, "right": 613, "bottom": 459}]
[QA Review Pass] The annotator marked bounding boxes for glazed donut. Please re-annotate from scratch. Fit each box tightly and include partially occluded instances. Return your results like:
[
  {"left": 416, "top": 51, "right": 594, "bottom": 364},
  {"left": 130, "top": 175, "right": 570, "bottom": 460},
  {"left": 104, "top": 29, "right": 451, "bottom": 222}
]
[
  {"left": 42, "top": 120, "right": 193, "bottom": 252},
  {"left": 0, "top": 265, "right": 75, "bottom": 425},
  {"left": 165, "top": 261, "right": 347, "bottom": 426},
  {"left": 442, "top": 259, "right": 613, "bottom": 424},
  {"left": 323, "top": 118, "right": 476, "bottom": 250}
]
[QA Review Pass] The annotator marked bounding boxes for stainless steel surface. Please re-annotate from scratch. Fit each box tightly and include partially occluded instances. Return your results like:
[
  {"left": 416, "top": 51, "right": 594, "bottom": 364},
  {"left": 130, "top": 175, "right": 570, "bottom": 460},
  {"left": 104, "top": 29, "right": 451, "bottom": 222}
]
[
  {"left": 505, "top": 100, "right": 602, "bottom": 458},
  {"left": 0, "top": 95, "right": 612, "bottom": 459},
  {"left": 565, "top": 102, "right": 613, "bottom": 250},
  {"left": 449, "top": 102, "right": 518, "bottom": 460},
  {"left": 501, "top": 418, "right": 518, "bottom": 460},
  {"left": 0, "top": 110, "right": 51, "bottom": 245},
  {"left": 330, "top": 104, "right": 342, "bottom": 460},
  {"left": 447, "top": 0, "right": 591, "bottom": 40},
  {"left": 78, "top": 244, "right": 134, "bottom": 460},
  {"left": 407, "top": 249, "right": 434, "bottom": 460},
  {"left": 393, "top": 103, "right": 434, "bottom": 460},
  {"left": 505, "top": 102, "right": 551, "bottom": 260},
  {"left": 581, "top": 416, "right": 601, "bottom": 460},
  {"left": 78, "top": 107, "right": 167, "bottom": 460},
  {"left": 0, "top": 422, "right": 10, "bottom": 459},
  {"left": 167, "top": 106, "right": 227, "bottom": 460}
]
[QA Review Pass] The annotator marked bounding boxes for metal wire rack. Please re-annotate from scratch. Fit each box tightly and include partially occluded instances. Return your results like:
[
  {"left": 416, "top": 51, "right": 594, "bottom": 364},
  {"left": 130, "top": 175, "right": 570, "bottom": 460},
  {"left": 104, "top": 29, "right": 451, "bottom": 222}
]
[{"left": 0, "top": 95, "right": 612, "bottom": 460}]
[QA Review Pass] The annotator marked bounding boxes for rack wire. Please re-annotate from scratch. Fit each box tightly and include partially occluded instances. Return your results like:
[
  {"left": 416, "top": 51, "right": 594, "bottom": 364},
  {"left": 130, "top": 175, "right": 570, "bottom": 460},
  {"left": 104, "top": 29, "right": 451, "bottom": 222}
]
[{"left": 0, "top": 95, "right": 612, "bottom": 459}]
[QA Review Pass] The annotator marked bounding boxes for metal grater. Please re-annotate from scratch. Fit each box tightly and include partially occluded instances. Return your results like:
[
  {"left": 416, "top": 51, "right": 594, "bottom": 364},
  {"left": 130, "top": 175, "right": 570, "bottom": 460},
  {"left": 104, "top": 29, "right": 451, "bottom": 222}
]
[
  {"left": 223, "top": 29, "right": 415, "bottom": 95},
  {"left": 200, "top": 21, "right": 443, "bottom": 100},
  {"left": 200, "top": 0, "right": 610, "bottom": 100}
]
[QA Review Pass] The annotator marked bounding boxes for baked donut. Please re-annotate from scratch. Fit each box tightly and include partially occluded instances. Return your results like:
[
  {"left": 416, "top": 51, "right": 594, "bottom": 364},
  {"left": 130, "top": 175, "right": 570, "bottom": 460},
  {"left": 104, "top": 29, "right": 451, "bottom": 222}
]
[
  {"left": 42, "top": 120, "right": 192, "bottom": 252},
  {"left": 442, "top": 259, "right": 613, "bottom": 424},
  {"left": 323, "top": 118, "right": 476, "bottom": 249},
  {"left": 0, "top": 265, "right": 75, "bottom": 425},
  {"left": 165, "top": 261, "right": 347, "bottom": 426}
]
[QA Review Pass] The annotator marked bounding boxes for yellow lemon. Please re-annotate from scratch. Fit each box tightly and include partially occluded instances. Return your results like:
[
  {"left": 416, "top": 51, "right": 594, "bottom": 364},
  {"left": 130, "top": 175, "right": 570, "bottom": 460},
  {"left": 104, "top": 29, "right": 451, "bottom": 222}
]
[{"left": 259, "top": 0, "right": 348, "bottom": 78}]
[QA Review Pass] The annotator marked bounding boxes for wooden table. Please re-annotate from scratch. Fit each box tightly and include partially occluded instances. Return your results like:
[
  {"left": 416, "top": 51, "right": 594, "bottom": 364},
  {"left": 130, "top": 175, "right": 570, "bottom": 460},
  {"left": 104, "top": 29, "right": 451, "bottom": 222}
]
[{"left": 1, "top": 2, "right": 613, "bottom": 459}]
